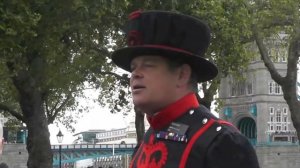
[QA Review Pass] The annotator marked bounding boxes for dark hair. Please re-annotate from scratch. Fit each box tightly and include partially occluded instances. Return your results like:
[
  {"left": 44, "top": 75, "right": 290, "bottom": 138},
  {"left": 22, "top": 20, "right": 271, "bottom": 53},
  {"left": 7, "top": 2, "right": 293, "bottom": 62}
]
[{"left": 164, "top": 55, "right": 198, "bottom": 92}]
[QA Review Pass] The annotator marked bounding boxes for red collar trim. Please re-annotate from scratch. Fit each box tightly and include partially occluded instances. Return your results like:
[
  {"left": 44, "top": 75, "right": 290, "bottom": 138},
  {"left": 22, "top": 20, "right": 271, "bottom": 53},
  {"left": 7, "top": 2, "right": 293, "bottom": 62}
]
[{"left": 147, "top": 93, "right": 199, "bottom": 130}]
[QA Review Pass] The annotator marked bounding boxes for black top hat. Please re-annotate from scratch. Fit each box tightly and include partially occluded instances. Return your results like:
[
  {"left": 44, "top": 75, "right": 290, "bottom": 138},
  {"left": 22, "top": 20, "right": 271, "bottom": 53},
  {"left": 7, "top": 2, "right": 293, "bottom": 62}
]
[{"left": 112, "top": 10, "right": 218, "bottom": 82}]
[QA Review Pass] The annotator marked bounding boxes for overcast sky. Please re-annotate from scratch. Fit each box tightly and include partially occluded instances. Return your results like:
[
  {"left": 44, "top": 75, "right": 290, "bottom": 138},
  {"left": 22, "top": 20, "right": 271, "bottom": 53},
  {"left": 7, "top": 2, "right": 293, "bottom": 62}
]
[
  {"left": 48, "top": 87, "right": 132, "bottom": 144},
  {"left": 49, "top": 106, "right": 131, "bottom": 144}
]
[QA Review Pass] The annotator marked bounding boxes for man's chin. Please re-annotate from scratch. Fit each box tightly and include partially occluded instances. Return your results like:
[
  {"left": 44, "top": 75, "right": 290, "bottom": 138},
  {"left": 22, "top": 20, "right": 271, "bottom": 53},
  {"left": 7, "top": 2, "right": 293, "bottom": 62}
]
[
  {"left": 133, "top": 101, "right": 160, "bottom": 116},
  {"left": 133, "top": 100, "right": 146, "bottom": 109},
  {"left": 133, "top": 100, "right": 150, "bottom": 111}
]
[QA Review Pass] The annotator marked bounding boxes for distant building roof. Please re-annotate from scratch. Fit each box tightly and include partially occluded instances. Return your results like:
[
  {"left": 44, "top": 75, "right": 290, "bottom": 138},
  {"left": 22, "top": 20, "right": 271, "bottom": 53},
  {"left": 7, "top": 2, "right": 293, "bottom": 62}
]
[{"left": 73, "top": 129, "right": 106, "bottom": 136}]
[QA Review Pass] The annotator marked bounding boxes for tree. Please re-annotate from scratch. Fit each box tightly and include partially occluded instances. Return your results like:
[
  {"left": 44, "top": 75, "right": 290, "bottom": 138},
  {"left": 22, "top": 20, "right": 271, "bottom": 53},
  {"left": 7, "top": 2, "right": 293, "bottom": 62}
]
[
  {"left": 247, "top": 0, "right": 300, "bottom": 141},
  {"left": 0, "top": 0, "right": 128, "bottom": 167}
]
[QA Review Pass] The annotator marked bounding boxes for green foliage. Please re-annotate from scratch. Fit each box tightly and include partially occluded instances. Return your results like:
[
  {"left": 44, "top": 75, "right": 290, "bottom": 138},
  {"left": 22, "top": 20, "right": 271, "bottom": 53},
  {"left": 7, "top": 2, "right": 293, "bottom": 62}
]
[
  {"left": 193, "top": 0, "right": 253, "bottom": 76},
  {"left": 0, "top": 0, "right": 129, "bottom": 129},
  {"left": 248, "top": 0, "right": 299, "bottom": 66}
]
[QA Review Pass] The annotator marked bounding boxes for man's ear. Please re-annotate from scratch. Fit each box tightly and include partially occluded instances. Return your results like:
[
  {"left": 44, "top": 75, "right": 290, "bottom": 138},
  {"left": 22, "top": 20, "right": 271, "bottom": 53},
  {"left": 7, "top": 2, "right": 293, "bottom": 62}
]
[{"left": 177, "top": 64, "right": 192, "bottom": 87}]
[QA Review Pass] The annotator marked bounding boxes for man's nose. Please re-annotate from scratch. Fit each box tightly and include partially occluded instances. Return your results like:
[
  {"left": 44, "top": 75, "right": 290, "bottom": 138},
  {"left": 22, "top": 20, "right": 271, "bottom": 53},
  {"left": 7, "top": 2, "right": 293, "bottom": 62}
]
[{"left": 131, "top": 68, "right": 143, "bottom": 79}]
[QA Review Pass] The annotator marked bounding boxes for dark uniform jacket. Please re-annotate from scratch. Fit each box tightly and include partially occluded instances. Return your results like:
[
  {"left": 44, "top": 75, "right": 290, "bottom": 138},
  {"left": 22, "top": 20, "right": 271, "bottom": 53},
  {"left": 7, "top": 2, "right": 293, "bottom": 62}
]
[{"left": 130, "top": 93, "right": 260, "bottom": 168}]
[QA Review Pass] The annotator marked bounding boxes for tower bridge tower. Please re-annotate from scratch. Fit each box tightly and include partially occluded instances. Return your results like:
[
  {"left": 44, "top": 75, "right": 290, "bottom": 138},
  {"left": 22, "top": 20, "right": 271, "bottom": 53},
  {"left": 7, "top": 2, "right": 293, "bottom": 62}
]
[{"left": 219, "top": 59, "right": 298, "bottom": 145}]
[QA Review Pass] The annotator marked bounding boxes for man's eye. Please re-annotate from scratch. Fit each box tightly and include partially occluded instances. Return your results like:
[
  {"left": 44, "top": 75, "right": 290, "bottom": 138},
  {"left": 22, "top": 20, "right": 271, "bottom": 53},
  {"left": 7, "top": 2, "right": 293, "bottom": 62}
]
[
  {"left": 130, "top": 66, "right": 136, "bottom": 72},
  {"left": 144, "top": 63, "right": 155, "bottom": 67},
  {"left": 130, "top": 68, "right": 135, "bottom": 72}
]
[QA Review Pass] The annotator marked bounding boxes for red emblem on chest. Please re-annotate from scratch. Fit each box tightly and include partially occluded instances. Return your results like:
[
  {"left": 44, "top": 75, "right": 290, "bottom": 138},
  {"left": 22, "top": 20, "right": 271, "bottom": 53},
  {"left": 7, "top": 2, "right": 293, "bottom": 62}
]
[{"left": 137, "top": 134, "right": 168, "bottom": 168}]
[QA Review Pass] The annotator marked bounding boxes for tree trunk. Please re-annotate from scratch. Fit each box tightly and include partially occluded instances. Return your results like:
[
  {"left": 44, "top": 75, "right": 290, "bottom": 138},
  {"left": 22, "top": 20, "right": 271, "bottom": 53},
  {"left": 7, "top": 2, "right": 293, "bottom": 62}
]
[
  {"left": 12, "top": 71, "right": 53, "bottom": 168},
  {"left": 282, "top": 95, "right": 300, "bottom": 145},
  {"left": 134, "top": 107, "right": 145, "bottom": 145},
  {"left": 198, "top": 96, "right": 212, "bottom": 110},
  {"left": 281, "top": 65, "right": 300, "bottom": 145},
  {"left": 26, "top": 115, "right": 52, "bottom": 168},
  {"left": 24, "top": 100, "right": 53, "bottom": 168}
]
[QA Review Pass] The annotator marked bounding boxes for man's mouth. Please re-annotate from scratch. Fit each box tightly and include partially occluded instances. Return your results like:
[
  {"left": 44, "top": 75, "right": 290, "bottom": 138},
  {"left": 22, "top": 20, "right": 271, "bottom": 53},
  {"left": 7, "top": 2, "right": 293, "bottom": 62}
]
[{"left": 132, "top": 85, "right": 146, "bottom": 92}]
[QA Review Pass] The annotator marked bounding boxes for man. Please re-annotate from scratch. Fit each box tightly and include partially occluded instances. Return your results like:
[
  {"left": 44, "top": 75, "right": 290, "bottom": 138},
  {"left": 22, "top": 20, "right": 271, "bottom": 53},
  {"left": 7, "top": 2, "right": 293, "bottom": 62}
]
[{"left": 112, "top": 10, "right": 260, "bottom": 168}]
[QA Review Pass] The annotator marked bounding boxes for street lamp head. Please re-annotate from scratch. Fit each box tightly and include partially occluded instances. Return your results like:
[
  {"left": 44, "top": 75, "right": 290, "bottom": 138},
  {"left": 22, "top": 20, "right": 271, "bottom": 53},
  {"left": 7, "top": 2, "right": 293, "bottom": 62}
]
[{"left": 56, "top": 130, "right": 64, "bottom": 143}]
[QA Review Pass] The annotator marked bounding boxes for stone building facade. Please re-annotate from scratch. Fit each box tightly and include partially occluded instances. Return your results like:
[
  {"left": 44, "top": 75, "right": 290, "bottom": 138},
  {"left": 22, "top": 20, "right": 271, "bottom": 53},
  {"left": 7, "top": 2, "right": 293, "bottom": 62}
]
[{"left": 219, "top": 58, "right": 298, "bottom": 145}]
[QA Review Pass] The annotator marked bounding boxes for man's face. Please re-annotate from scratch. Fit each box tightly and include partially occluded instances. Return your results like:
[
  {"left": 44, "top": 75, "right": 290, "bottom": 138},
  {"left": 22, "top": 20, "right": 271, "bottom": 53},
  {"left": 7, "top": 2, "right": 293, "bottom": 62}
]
[{"left": 130, "top": 55, "right": 180, "bottom": 115}]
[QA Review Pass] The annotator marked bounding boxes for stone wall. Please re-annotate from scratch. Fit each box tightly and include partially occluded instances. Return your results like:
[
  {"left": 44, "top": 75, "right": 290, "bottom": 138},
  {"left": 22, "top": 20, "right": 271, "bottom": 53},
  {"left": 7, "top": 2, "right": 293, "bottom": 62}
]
[
  {"left": 256, "top": 146, "right": 300, "bottom": 168},
  {"left": 0, "top": 144, "right": 28, "bottom": 168}
]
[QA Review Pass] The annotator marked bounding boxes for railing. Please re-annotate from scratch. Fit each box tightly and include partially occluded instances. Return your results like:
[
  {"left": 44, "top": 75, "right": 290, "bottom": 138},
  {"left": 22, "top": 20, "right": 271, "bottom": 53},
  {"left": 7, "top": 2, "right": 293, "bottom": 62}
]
[
  {"left": 255, "top": 141, "right": 299, "bottom": 146},
  {"left": 51, "top": 143, "right": 136, "bottom": 151},
  {"left": 52, "top": 143, "right": 136, "bottom": 166}
]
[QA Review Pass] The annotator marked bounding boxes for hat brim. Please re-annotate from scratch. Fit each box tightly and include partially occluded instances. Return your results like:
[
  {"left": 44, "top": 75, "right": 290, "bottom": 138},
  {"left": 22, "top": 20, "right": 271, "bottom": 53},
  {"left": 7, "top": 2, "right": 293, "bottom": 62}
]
[{"left": 112, "top": 46, "right": 218, "bottom": 82}]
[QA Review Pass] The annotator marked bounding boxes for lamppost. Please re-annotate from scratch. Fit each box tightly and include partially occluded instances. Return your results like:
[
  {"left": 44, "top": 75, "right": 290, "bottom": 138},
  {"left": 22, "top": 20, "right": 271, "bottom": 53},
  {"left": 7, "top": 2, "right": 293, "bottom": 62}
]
[{"left": 56, "top": 130, "right": 64, "bottom": 168}]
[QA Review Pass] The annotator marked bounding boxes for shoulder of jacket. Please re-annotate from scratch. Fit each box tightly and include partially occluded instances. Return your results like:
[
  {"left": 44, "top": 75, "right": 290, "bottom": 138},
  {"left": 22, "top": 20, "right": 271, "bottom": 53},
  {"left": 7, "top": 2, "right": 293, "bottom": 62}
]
[{"left": 194, "top": 105, "right": 240, "bottom": 133}]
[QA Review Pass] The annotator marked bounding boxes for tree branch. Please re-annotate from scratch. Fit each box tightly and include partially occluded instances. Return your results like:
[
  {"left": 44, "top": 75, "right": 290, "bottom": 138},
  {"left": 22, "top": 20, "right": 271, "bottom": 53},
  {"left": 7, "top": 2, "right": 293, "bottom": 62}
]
[
  {"left": 0, "top": 103, "right": 25, "bottom": 122},
  {"left": 44, "top": 99, "right": 51, "bottom": 119},
  {"left": 252, "top": 25, "right": 285, "bottom": 85},
  {"left": 90, "top": 44, "right": 111, "bottom": 56},
  {"left": 47, "top": 93, "right": 73, "bottom": 124},
  {"left": 99, "top": 71, "right": 130, "bottom": 85},
  {"left": 47, "top": 98, "right": 61, "bottom": 118},
  {"left": 262, "top": 18, "right": 294, "bottom": 29}
]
